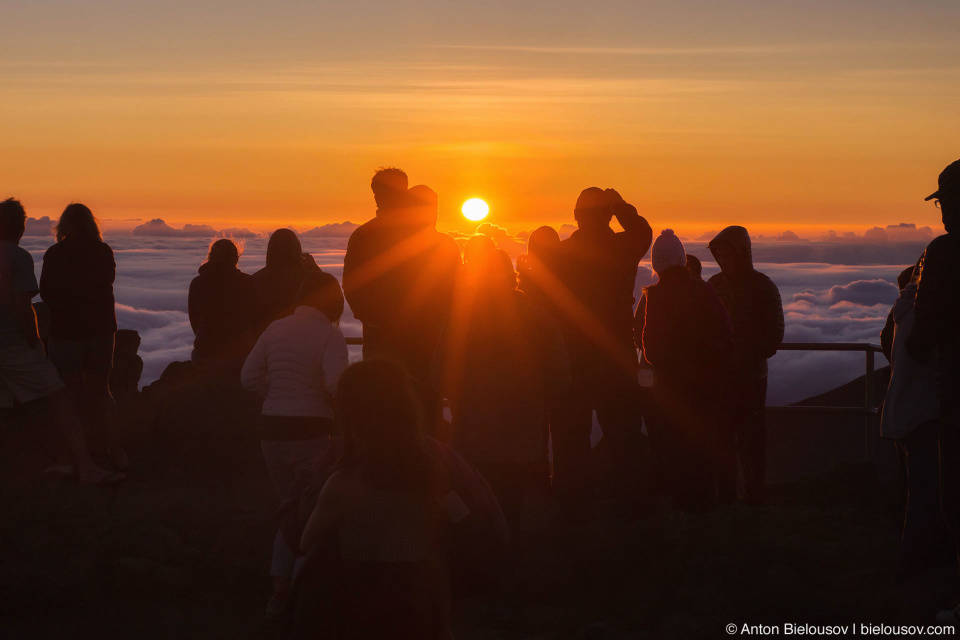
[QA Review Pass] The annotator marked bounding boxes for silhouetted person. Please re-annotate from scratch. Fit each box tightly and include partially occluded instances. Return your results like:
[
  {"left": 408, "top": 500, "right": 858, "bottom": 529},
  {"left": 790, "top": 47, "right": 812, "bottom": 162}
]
[
  {"left": 187, "top": 238, "right": 261, "bottom": 374},
  {"left": 881, "top": 265, "right": 920, "bottom": 363},
  {"left": 253, "top": 228, "right": 322, "bottom": 332},
  {"left": 434, "top": 249, "right": 570, "bottom": 529},
  {"left": 0, "top": 198, "right": 119, "bottom": 485},
  {"left": 642, "top": 231, "right": 733, "bottom": 511},
  {"left": 242, "top": 271, "right": 349, "bottom": 619},
  {"left": 551, "top": 187, "right": 652, "bottom": 511},
  {"left": 685, "top": 254, "right": 703, "bottom": 280},
  {"left": 905, "top": 159, "right": 960, "bottom": 622},
  {"left": 708, "top": 226, "right": 784, "bottom": 504},
  {"left": 881, "top": 261, "right": 952, "bottom": 584},
  {"left": 299, "top": 359, "right": 459, "bottom": 639},
  {"left": 40, "top": 203, "right": 127, "bottom": 470},
  {"left": 342, "top": 169, "right": 462, "bottom": 434},
  {"left": 463, "top": 233, "right": 496, "bottom": 265}
]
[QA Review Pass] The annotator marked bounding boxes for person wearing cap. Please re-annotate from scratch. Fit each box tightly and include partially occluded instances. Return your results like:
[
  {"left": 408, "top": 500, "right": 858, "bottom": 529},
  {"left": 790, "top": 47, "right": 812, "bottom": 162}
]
[
  {"left": 640, "top": 230, "right": 732, "bottom": 511},
  {"left": 550, "top": 187, "right": 652, "bottom": 512},
  {"left": 707, "top": 226, "right": 784, "bottom": 505},
  {"left": 905, "top": 159, "right": 960, "bottom": 623}
]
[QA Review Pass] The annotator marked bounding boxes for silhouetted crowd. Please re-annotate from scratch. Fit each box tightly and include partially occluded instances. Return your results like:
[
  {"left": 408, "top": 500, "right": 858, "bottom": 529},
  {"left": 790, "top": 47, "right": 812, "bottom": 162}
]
[{"left": 2, "top": 157, "right": 959, "bottom": 635}]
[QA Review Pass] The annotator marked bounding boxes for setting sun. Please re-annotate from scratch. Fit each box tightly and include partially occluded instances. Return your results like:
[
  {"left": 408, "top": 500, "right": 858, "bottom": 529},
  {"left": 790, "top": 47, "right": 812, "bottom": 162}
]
[{"left": 461, "top": 198, "right": 489, "bottom": 222}]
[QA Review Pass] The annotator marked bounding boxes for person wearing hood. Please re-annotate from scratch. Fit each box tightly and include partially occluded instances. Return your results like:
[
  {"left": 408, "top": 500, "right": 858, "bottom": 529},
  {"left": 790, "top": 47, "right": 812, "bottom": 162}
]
[
  {"left": 342, "top": 169, "right": 462, "bottom": 435},
  {"left": 881, "top": 260, "right": 951, "bottom": 585},
  {"left": 707, "top": 226, "right": 784, "bottom": 504},
  {"left": 187, "top": 238, "right": 261, "bottom": 373},
  {"left": 253, "top": 228, "right": 322, "bottom": 332},
  {"left": 641, "top": 230, "right": 732, "bottom": 511},
  {"left": 905, "top": 159, "right": 960, "bottom": 624},
  {"left": 551, "top": 187, "right": 652, "bottom": 511}
]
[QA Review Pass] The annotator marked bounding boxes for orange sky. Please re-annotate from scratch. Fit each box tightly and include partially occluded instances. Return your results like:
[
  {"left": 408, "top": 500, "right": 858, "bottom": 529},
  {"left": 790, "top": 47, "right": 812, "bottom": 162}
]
[{"left": 3, "top": 1, "right": 959, "bottom": 237}]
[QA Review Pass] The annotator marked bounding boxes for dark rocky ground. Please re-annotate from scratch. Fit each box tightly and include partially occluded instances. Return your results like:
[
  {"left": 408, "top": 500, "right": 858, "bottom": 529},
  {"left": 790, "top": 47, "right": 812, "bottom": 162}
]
[{"left": 1, "top": 354, "right": 956, "bottom": 639}]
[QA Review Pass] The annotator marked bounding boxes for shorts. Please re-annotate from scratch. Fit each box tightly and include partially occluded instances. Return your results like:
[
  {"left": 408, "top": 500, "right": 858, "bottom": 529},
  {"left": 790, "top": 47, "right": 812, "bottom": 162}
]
[
  {"left": 0, "top": 342, "right": 66, "bottom": 408},
  {"left": 48, "top": 333, "right": 116, "bottom": 374}
]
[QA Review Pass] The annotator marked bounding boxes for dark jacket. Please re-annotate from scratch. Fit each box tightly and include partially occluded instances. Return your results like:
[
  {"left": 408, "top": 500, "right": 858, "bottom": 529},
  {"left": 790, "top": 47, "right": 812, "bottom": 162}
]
[
  {"left": 555, "top": 207, "right": 652, "bottom": 379},
  {"left": 40, "top": 239, "right": 117, "bottom": 340},
  {"left": 434, "top": 290, "right": 571, "bottom": 465},
  {"left": 188, "top": 262, "right": 261, "bottom": 363},
  {"left": 252, "top": 261, "right": 321, "bottom": 331},
  {"left": 343, "top": 217, "right": 462, "bottom": 382},
  {"left": 907, "top": 233, "right": 960, "bottom": 388},
  {"left": 707, "top": 226, "right": 784, "bottom": 378},
  {"left": 641, "top": 266, "right": 733, "bottom": 392}
]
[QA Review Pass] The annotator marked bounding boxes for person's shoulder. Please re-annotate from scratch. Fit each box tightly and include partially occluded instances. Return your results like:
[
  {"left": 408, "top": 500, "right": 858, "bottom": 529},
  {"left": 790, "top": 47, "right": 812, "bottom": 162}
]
[
  {"left": 748, "top": 270, "right": 779, "bottom": 289},
  {"left": 707, "top": 272, "right": 723, "bottom": 286},
  {"left": 925, "top": 233, "right": 954, "bottom": 255},
  {"left": 13, "top": 244, "right": 35, "bottom": 267}
]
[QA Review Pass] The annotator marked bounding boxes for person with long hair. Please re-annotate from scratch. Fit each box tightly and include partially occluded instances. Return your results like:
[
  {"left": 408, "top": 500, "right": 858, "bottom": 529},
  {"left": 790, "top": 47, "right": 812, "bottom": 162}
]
[
  {"left": 241, "top": 271, "right": 349, "bottom": 618},
  {"left": 299, "top": 359, "right": 454, "bottom": 639},
  {"left": 253, "top": 228, "right": 322, "bottom": 332},
  {"left": 187, "top": 238, "right": 260, "bottom": 373},
  {"left": 40, "top": 203, "right": 127, "bottom": 470}
]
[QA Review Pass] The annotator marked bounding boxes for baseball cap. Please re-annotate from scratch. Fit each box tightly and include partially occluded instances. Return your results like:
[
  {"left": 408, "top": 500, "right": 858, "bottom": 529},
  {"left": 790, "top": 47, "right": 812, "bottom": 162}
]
[{"left": 925, "top": 159, "right": 960, "bottom": 201}]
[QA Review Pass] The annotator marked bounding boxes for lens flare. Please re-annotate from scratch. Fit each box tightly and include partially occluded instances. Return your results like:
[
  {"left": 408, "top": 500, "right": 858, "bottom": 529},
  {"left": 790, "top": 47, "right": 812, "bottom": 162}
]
[{"left": 461, "top": 198, "right": 489, "bottom": 222}]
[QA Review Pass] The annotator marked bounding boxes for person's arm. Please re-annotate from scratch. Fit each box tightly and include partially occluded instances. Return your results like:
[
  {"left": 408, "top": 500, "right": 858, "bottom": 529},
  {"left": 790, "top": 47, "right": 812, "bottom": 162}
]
[
  {"left": 907, "top": 242, "right": 945, "bottom": 363},
  {"left": 38, "top": 247, "right": 58, "bottom": 307},
  {"left": 606, "top": 189, "right": 653, "bottom": 262},
  {"left": 240, "top": 334, "right": 269, "bottom": 396},
  {"left": 640, "top": 291, "right": 664, "bottom": 366},
  {"left": 322, "top": 328, "right": 349, "bottom": 396},
  {"left": 300, "top": 471, "right": 350, "bottom": 552},
  {"left": 633, "top": 292, "right": 647, "bottom": 352},
  {"left": 753, "top": 276, "right": 784, "bottom": 361},
  {"left": 98, "top": 243, "right": 117, "bottom": 285},
  {"left": 880, "top": 307, "right": 895, "bottom": 362},
  {"left": 16, "top": 292, "right": 41, "bottom": 348}
]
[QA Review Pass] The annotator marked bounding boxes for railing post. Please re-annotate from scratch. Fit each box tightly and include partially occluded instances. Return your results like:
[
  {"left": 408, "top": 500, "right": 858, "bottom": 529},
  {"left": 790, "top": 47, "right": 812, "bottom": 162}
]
[{"left": 864, "top": 348, "right": 875, "bottom": 462}]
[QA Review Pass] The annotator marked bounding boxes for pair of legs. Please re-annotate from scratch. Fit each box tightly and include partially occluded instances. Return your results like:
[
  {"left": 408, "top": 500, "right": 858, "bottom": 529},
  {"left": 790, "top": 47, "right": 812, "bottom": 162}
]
[
  {"left": 895, "top": 420, "right": 953, "bottom": 584},
  {"left": 261, "top": 437, "right": 330, "bottom": 606},
  {"left": 0, "top": 342, "right": 118, "bottom": 485},
  {"left": 551, "top": 373, "right": 644, "bottom": 512},
  {"left": 717, "top": 376, "right": 768, "bottom": 504},
  {"left": 655, "top": 382, "right": 719, "bottom": 512}
]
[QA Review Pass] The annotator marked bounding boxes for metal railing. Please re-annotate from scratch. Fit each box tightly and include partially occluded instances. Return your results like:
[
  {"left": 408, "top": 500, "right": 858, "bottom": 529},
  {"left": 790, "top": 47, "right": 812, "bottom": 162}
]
[{"left": 766, "top": 342, "right": 884, "bottom": 460}]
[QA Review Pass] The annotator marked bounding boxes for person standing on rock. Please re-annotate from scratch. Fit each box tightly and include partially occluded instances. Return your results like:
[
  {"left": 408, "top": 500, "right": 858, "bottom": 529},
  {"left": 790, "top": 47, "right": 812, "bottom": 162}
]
[
  {"left": 707, "top": 226, "right": 784, "bottom": 505},
  {"left": 40, "top": 203, "right": 128, "bottom": 471},
  {"left": 0, "top": 198, "right": 121, "bottom": 485},
  {"left": 242, "top": 271, "right": 349, "bottom": 619}
]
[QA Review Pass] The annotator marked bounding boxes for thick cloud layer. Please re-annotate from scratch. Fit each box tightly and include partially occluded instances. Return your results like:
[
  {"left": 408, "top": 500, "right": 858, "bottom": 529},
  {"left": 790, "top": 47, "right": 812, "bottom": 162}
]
[{"left": 17, "top": 232, "right": 916, "bottom": 406}]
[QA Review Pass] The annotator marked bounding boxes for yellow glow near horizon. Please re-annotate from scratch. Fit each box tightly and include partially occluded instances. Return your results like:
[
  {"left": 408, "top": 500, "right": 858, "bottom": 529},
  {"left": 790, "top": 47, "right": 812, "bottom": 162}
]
[{"left": 462, "top": 198, "right": 490, "bottom": 222}]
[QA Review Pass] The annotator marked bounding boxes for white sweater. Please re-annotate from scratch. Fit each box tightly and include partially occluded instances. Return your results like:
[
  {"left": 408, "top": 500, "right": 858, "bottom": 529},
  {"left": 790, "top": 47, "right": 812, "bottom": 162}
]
[{"left": 241, "top": 306, "right": 349, "bottom": 418}]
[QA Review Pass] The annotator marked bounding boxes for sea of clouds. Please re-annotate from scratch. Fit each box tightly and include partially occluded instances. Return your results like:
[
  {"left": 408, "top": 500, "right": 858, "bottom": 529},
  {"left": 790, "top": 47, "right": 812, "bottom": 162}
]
[{"left": 19, "top": 218, "right": 938, "bottom": 406}]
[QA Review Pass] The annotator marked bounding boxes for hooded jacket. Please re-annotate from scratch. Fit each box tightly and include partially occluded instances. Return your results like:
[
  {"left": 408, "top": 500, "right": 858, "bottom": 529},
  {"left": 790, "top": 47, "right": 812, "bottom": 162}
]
[
  {"left": 707, "top": 226, "right": 784, "bottom": 378},
  {"left": 881, "top": 284, "right": 939, "bottom": 439}
]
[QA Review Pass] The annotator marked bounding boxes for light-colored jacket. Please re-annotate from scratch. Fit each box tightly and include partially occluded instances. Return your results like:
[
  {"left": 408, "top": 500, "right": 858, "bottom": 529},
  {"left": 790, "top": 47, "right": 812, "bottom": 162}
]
[
  {"left": 881, "top": 284, "right": 940, "bottom": 439},
  {"left": 241, "top": 306, "right": 349, "bottom": 418}
]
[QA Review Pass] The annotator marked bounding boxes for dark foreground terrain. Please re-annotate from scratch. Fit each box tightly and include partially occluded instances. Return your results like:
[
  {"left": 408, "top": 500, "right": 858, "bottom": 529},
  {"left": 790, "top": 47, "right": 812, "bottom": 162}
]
[{"left": 1, "top": 357, "right": 955, "bottom": 639}]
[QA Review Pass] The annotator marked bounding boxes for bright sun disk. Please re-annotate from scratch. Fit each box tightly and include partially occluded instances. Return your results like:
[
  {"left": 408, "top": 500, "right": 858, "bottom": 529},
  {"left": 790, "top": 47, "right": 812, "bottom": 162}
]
[{"left": 461, "top": 198, "right": 489, "bottom": 221}]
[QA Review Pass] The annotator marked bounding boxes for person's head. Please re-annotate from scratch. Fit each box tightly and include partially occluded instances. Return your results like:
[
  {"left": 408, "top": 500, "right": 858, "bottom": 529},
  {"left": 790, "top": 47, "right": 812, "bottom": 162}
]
[
  {"left": 480, "top": 248, "right": 518, "bottom": 293},
  {"left": 0, "top": 198, "right": 27, "bottom": 243},
  {"left": 336, "top": 359, "right": 430, "bottom": 491},
  {"left": 371, "top": 167, "right": 409, "bottom": 214},
  {"left": 527, "top": 225, "right": 560, "bottom": 261},
  {"left": 651, "top": 229, "right": 686, "bottom": 276},
  {"left": 265, "top": 228, "right": 302, "bottom": 268},
  {"left": 295, "top": 271, "right": 344, "bottom": 323},
  {"left": 206, "top": 238, "right": 240, "bottom": 267},
  {"left": 897, "top": 265, "right": 916, "bottom": 291},
  {"left": 685, "top": 254, "right": 702, "bottom": 279},
  {"left": 708, "top": 226, "right": 753, "bottom": 277},
  {"left": 406, "top": 184, "right": 439, "bottom": 227},
  {"left": 926, "top": 159, "right": 960, "bottom": 234},
  {"left": 55, "top": 203, "right": 101, "bottom": 243},
  {"left": 464, "top": 233, "right": 496, "bottom": 265},
  {"left": 573, "top": 187, "right": 613, "bottom": 231}
]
